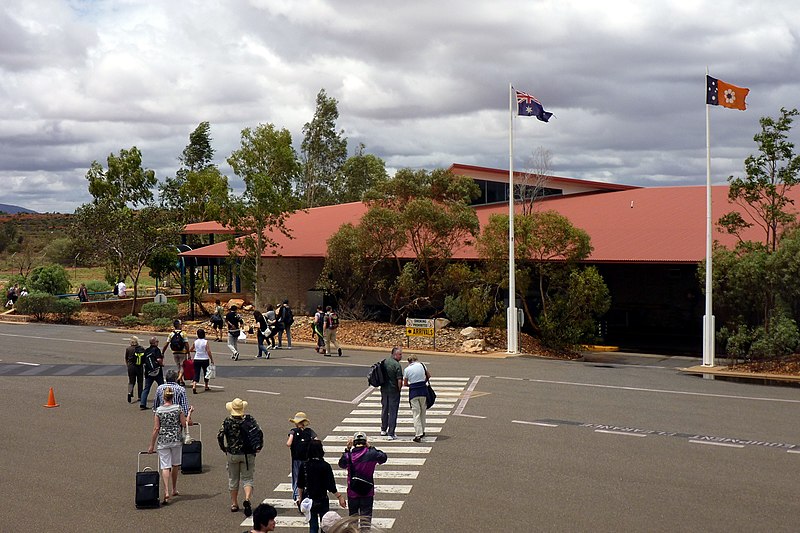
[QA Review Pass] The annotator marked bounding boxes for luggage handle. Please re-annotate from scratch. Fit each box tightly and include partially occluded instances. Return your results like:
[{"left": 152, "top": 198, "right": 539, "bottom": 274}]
[
  {"left": 186, "top": 421, "right": 201, "bottom": 441},
  {"left": 137, "top": 450, "right": 157, "bottom": 472}
]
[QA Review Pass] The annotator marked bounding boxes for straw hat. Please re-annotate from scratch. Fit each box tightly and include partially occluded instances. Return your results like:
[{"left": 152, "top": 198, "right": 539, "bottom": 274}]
[
  {"left": 289, "top": 411, "right": 309, "bottom": 424},
  {"left": 226, "top": 398, "right": 248, "bottom": 416}
]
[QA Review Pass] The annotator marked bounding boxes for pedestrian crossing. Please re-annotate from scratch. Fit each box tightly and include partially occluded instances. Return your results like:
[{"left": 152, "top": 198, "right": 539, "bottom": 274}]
[{"left": 241, "top": 376, "right": 469, "bottom": 530}]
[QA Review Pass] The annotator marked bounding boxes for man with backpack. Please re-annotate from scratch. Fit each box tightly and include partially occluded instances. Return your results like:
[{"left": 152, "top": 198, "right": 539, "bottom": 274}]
[
  {"left": 323, "top": 305, "right": 342, "bottom": 357},
  {"left": 380, "top": 346, "right": 404, "bottom": 440},
  {"left": 276, "top": 299, "right": 294, "bottom": 349},
  {"left": 124, "top": 336, "right": 145, "bottom": 403},
  {"left": 338, "top": 431, "right": 387, "bottom": 527},
  {"left": 226, "top": 305, "right": 245, "bottom": 361},
  {"left": 218, "top": 397, "right": 263, "bottom": 518},
  {"left": 139, "top": 337, "right": 165, "bottom": 410},
  {"left": 164, "top": 319, "right": 190, "bottom": 376}
]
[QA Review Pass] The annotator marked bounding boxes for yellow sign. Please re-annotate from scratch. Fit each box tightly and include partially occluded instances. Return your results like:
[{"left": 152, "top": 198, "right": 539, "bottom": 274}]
[{"left": 406, "top": 327, "right": 435, "bottom": 337}]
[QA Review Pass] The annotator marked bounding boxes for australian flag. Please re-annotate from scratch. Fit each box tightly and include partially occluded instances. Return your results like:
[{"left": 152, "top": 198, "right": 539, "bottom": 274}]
[{"left": 516, "top": 89, "right": 552, "bottom": 122}]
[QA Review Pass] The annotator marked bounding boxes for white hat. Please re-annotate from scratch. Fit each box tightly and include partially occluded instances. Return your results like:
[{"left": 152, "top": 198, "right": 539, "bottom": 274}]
[
  {"left": 321, "top": 511, "right": 342, "bottom": 532},
  {"left": 300, "top": 497, "right": 313, "bottom": 523}
]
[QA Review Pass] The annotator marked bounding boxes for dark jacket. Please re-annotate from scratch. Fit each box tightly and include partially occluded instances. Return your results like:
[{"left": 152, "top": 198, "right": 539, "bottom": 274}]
[
  {"left": 338, "top": 445, "right": 388, "bottom": 498},
  {"left": 297, "top": 457, "right": 339, "bottom": 505}
]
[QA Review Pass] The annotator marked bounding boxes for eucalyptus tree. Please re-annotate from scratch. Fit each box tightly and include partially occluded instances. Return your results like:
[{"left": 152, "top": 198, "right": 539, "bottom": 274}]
[{"left": 299, "top": 89, "right": 348, "bottom": 207}]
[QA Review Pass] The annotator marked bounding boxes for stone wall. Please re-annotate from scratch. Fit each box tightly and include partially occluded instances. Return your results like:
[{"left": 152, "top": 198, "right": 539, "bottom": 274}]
[{"left": 257, "top": 257, "right": 324, "bottom": 316}]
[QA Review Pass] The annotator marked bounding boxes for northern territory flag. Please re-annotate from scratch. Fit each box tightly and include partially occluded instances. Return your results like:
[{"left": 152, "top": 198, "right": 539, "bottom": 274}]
[{"left": 706, "top": 75, "right": 749, "bottom": 110}]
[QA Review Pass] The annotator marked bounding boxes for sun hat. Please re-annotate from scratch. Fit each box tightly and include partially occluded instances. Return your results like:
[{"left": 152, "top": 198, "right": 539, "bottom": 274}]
[
  {"left": 353, "top": 431, "right": 367, "bottom": 444},
  {"left": 320, "top": 511, "right": 342, "bottom": 532},
  {"left": 226, "top": 398, "right": 248, "bottom": 416},
  {"left": 289, "top": 411, "right": 309, "bottom": 424}
]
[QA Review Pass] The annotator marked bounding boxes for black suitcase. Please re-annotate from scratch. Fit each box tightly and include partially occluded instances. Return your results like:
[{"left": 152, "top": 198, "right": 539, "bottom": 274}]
[
  {"left": 135, "top": 451, "right": 160, "bottom": 509},
  {"left": 181, "top": 422, "right": 203, "bottom": 474}
]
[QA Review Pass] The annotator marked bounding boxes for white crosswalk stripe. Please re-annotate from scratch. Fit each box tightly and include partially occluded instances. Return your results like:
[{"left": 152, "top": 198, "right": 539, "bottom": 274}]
[{"left": 242, "top": 376, "right": 469, "bottom": 529}]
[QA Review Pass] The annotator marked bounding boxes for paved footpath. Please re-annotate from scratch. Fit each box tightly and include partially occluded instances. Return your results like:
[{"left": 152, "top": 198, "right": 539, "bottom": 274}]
[{"left": 240, "top": 376, "right": 470, "bottom": 530}]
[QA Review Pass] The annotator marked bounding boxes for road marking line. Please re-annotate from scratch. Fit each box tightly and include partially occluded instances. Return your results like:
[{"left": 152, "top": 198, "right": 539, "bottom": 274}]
[
  {"left": 333, "top": 426, "right": 442, "bottom": 433},
  {"left": 246, "top": 389, "right": 280, "bottom": 395},
  {"left": 243, "top": 517, "right": 396, "bottom": 529},
  {"left": 689, "top": 439, "right": 745, "bottom": 448},
  {"left": 505, "top": 376, "right": 800, "bottom": 404},
  {"left": 455, "top": 413, "right": 486, "bottom": 419},
  {"left": 453, "top": 375, "right": 484, "bottom": 416},
  {"left": 16, "top": 361, "right": 39, "bottom": 366},
  {"left": 352, "top": 387, "right": 374, "bottom": 404},
  {"left": 283, "top": 357, "right": 368, "bottom": 367},
  {"left": 513, "top": 420, "right": 558, "bottom": 427},
  {"left": 305, "top": 396, "right": 353, "bottom": 404},
  {"left": 596, "top": 429, "right": 647, "bottom": 438},
  {"left": 787, "top": 449, "right": 800, "bottom": 454},
  {"left": 262, "top": 498, "right": 405, "bottom": 510},
  {"left": 272, "top": 482, "right": 412, "bottom": 494}
]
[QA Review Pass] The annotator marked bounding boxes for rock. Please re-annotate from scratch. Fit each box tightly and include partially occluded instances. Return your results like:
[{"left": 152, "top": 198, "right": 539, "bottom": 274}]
[
  {"left": 226, "top": 298, "right": 245, "bottom": 309},
  {"left": 460, "top": 326, "right": 478, "bottom": 339},
  {"left": 434, "top": 318, "right": 450, "bottom": 329},
  {"left": 462, "top": 338, "right": 486, "bottom": 352}
]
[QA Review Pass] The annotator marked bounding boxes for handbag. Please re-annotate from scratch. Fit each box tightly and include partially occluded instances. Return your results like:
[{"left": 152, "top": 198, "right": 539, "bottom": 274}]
[
  {"left": 347, "top": 451, "right": 374, "bottom": 495},
  {"left": 205, "top": 364, "right": 216, "bottom": 380},
  {"left": 238, "top": 330, "right": 247, "bottom": 341},
  {"left": 422, "top": 363, "right": 436, "bottom": 408}
]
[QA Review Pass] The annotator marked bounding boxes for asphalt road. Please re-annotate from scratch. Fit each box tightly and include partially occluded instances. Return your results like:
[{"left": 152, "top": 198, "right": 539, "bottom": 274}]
[{"left": 2, "top": 321, "right": 800, "bottom": 532}]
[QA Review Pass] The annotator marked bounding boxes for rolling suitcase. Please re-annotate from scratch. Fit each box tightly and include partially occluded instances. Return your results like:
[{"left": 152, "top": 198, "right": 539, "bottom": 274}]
[
  {"left": 181, "top": 422, "right": 203, "bottom": 474},
  {"left": 135, "top": 451, "right": 160, "bottom": 509}
]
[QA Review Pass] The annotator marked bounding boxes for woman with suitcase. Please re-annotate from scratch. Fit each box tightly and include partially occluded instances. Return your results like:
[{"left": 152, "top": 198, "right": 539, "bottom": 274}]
[{"left": 148, "top": 386, "right": 192, "bottom": 504}]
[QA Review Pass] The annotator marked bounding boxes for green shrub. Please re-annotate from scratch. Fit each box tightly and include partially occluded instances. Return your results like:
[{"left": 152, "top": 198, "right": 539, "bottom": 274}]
[
  {"left": 151, "top": 317, "right": 173, "bottom": 330},
  {"left": 52, "top": 298, "right": 82, "bottom": 322},
  {"left": 15, "top": 292, "right": 57, "bottom": 321},
  {"left": 42, "top": 237, "right": 76, "bottom": 266},
  {"left": 443, "top": 294, "right": 469, "bottom": 325},
  {"left": 141, "top": 302, "right": 178, "bottom": 322},
  {"left": 121, "top": 315, "right": 142, "bottom": 327},
  {"left": 28, "top": 264, "right": 71, "bottom": 295},
  {"left": 720, "top": 315, "right": 800, "bottom": 361},
  {"left": 85, "top": 280, "right": 112, "bottom": 300},
  {"left": 443, "top": 286, "right": 492, "bottom": 326}
]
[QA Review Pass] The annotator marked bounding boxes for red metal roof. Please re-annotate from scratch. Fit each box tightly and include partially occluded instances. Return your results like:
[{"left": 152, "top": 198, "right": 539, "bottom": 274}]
[
  {"left": 449, "top": 163, "right": 640, "bottom": 191},
  {"left": 182, "top": 186, "right": 800, "bottom": 263},
  {"left": 182, "top": 221, "right": 237, "bottom": 235}
]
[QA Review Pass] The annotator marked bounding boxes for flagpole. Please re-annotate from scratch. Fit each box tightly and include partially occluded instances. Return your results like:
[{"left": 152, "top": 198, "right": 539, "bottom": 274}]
[
  {"left": 703, "top": 68, "right": 715, "bottom": 367},
  {"left": 507, "top": 83, "right": 519, "bottom": 354}
]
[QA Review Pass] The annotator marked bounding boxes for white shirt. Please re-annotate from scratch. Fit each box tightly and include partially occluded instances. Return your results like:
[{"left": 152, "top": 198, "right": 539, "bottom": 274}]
[
  {"left": 117, "top": 281, "right": 127, "bottom": 297},
  {"left": 403, "top": 361, "right": 427, "bottom": 384},
  {"left": 193, "top": 338, "right": 210, "bottom": 360}
]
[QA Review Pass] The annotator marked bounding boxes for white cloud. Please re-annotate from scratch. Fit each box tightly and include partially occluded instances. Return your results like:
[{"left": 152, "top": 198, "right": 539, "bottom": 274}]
[{"left": 0, "top": 0, "right": 798, "bottom": 212}]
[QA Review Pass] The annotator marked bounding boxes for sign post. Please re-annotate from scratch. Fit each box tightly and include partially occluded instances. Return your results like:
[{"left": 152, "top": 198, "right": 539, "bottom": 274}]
[{"left": 405, "top": 318, "right": 436, "bottom": 350}]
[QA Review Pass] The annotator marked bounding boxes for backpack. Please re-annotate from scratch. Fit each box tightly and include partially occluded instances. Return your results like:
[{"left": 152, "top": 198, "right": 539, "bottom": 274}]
[
  {"left": 144, "top": 349, "right": 161, "bottom": 377},
  {"left": 326, "top": 312, "right": 339, "bottom": 330},
  {"left": 133, "top": 346, "right": 145, "bottom": 366},
  {"left": 169, "top": 330, "right": 185, "bottom": 352},
  {"left": 283, "top": 306, "right": 294, "bottom": 326},
  {"left": 240, "top": 415, "right": 263, "bottom": 454},
  {"left": 112, "top": 283, "right": 119, "bottom": 295},
  {"left": 367, "top": 360, "right": 386, "bottom": 387}
]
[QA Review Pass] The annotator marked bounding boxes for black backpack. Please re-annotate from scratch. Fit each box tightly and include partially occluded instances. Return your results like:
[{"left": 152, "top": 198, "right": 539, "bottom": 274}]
[
  {"left": 169, "top": 330, "right": 185, "bottom": 352},
  {"left": 327, "top": 312, "right": 339, "bottom": 329},
  {"left": 367, "top": 360, "right": 386, "bottom": 387},
  {"left": 112, "top": 283, "right": 119, "bottom": 295},
  {"left": 240, "top": 415, "right": 263, "bottom": 454},
  {"left": 144, "top": 348, "right": 162, "bottom": 377},
  {"left": 283, "top": 306, "right": 294, "bottom": 326},
  {"left": 292, "top": 428, "right": 317, "bottom": 460},
  {"left": 133, "top": 346, "right": 145, "bottom": 366}
]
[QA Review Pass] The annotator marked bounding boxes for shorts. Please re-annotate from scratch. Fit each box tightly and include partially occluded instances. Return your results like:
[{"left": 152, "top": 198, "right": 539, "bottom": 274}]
[
  {"left": 157, "top": 443, "right": 182, "bottom": 470},
  {"left": 226, "top": 453, "right": 255, "bottom": 490}
]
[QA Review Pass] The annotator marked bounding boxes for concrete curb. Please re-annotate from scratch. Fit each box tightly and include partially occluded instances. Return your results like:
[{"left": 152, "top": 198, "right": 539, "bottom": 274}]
[{"left": 680, "top": 365, "right": 800, "bottom": 384}]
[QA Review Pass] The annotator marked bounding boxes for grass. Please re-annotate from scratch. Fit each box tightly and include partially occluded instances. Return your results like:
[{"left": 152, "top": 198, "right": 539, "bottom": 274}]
[{"left": 0, "top": 266, "right": 157, "bottom": 293}]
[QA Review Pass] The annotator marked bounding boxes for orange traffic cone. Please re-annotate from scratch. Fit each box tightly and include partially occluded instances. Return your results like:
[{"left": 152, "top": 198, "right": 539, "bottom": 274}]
[{"left": 43, "top": 387, "right": 60, "bottom": 408}]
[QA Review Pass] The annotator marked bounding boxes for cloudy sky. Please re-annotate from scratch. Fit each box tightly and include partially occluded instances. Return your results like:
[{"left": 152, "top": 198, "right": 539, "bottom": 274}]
[{"left": 2, "top": 0, "right": 799, "bottom": 213}]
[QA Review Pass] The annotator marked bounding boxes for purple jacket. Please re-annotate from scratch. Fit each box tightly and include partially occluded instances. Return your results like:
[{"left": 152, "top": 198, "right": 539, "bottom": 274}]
[{"left": 338, "top": 445, "right": 387, "bottom": 498}]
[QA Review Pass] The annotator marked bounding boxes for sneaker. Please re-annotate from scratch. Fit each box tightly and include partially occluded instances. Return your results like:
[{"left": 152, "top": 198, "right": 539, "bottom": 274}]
[
  {"left": 387, "top": 435, "right": 397, "bottom": 441},
  {"left": 286, "top": 346, "right": 292, "bottom": 350},
  {"left": 338, "top": 348, "right": 342, "bottom": 357},
  {"left": 243, "top": 500, "right": 252, "bottom": 518},
  {"left": 380, "top": 430, "right": 387, "bottom": 436},
  {"left": 413, "top": 436, "right": 422, "bottom": 443},
  {"left": 231, "top": 353, "right": 236, "bottom": 360},
  {"left": 256, "top": 354, "right": 263, "bottom": 359},
  {"left": 234, "top": 352, "right": 240, "bottom": 361},
  {"left": 127, "top": 392, "right": 132, "bottom": 403},
  {"left": 139, "top": 405, "right": 148, "bottom": 410}
]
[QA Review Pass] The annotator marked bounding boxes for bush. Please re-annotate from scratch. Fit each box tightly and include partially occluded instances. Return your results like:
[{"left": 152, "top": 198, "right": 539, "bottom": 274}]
[
  {"left": 443, "top": 294, "right": 469, "bottom": 325},
  {"left": 42, "top": 237, "right": 76, "bottom": 266},
  {"left": 719, "top": 315, "right": 800, "bottom": 361},
  {"left": 443, "top": 286, "right": 492, "bottom": 326},
  {"left": 151, "top": 317, "right": 173, "bottom": 330},
  {"left": 121, "top": 315, "right": 142, "bottom": 327},
  {"left": 15, "top": 292, "right": 57, "bottom": 321},
  {"left": 141, "top": 302, "right": 178, "bottom": 322},
  {"left": 85, "top": 280, "right": 112, "bottom": 300},
  {"left": 28, "top": 264, "right": 71, "bottom": 295},
  {"left": 52, "top": 298, "right": 82, "bottom": 322}
]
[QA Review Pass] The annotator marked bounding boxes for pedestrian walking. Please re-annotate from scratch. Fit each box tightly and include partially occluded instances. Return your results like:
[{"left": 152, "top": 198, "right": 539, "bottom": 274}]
[
  {"left": 403, "top": 355, "right": 431, "bottom": 442},
  {"left": 264, "top": 304, "right": 279, "bottom": 349},
  {"left": 189, "top": 328, "right": 214, "bottom": 393},
  {"left": 287, "top": 411, "right": 318, "bottom": 506},
  {"left": 147, "top": 386, "right": 193, "bottom": 505},
  {"left": 380, "top": 347, "right": 404, "bottom": 440},
  {"left": 218, "top": 397, "right": 263, "bottom": 517},
  {"left": 211, "top": 299, "right": 225, "bottom": 341},
  {"left": 277, "top": 299, "right": 294, "bottom": 349},
  {"left": 152, "top": 369, "right": 190, "bottom": 417},
  {"left": 164, "top": 319, "right": 190, "bottom": 376},
  {"left": 77, "top": 283, "right": 89, "bottom": 302},
  {"left": 124, "top": 335, "right": 145, "bottom": 403},
  {"left": 338, "top": 432, "right": 387, "bottom": 528},
  {"left": 313, "top": 305, "right": 326, "bottom": 354},
  {"left": 253, "top": 310, "right": 271, "bottom": 359},
  {"left": 226, "top": 305, "right": 245, "bottom": 361},
  {"left": 297, "top": 440, "right": 347, "bottom": 533},
  {"left": 140, "top": 337, "right": 165, "bottom": 410},
  {"left": 323, "top": 306, "right": 342, "bottom": 357}
]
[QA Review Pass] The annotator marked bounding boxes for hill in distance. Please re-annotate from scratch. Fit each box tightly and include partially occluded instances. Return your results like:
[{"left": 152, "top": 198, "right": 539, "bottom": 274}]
[{"left": 0, "top": 203, "right": 38, "bottom": 214}]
